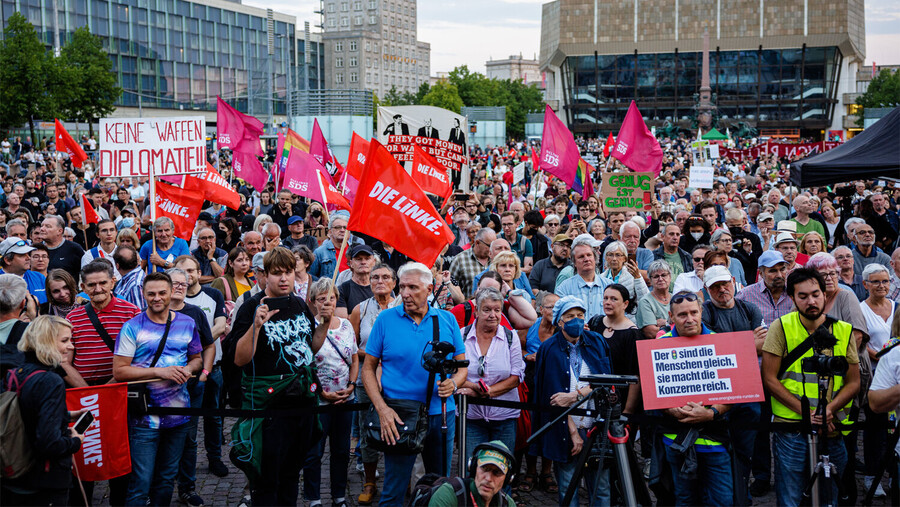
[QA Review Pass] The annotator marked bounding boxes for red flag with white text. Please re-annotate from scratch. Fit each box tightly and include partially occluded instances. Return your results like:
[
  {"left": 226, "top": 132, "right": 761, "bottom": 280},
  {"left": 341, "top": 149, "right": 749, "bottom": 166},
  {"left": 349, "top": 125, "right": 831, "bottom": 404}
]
[
  {"left": 411, "top": 144, "right": 453, "bottom": 202},
  {"left": 154, "top": 181, "right": 205, "bottom": 241},
  {"left": 348, "top": 140, "right": 453, "bottom": 266},
  {"left": 80, "top": 194, "right": 100, "bottom": 226},
  {"left": 344, "top": 133, "right": 370, "bottom": 181},
  {"left": 539, "top": 104, "right": 580, "bottom": 188},
  {"left": 65, "top": 383, "right": 131, "bottom": 482},
  {"left": 183, "top": 163, "right": 241, "bottom": 210},
  {"left": 216, "top": 96, "right": 265, "bottom": 156},
  {"left": 55, "top": 119, "right": 88, "bottom": 168}
]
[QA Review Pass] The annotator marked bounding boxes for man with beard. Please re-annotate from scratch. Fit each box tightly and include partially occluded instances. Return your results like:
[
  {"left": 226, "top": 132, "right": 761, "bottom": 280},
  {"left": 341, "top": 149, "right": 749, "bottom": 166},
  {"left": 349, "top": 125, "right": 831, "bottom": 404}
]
[
  {"left": 761, "top": 268, "right": 859, "bottom": 507},
  {"left": 851, "top": 224, "right": 892, "bottom": 275},
  {"left": 529, "top": 234, "right": 571, "bottom": 293}
]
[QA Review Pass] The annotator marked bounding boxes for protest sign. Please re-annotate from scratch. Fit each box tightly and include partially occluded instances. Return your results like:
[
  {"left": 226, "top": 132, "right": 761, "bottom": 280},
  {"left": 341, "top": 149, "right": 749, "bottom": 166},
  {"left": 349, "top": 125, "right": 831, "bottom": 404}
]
[
  {"left": 98, "top": 117, "right": 206, "bottom": 178},
  {"left": 636, "top": 332, "right": 764, "bottom": 410},
  {"left": 377, "top": 105, "right": 469, "bottom": 174},
  {"left": 689, "top": 164, "right": 715, "bottom": 189},
  {"left": 66, "top": 383, "right": 131, "bottom": 482},
  {"left": 600, "top": 171, "right": 655, "bottom": 212}
]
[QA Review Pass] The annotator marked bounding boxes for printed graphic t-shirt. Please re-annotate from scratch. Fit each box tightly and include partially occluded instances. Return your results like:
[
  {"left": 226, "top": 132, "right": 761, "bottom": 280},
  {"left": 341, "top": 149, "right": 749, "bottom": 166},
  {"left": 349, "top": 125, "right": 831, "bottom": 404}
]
[{"left": 231, "top": 292, "right": 318, "bottom": 377}]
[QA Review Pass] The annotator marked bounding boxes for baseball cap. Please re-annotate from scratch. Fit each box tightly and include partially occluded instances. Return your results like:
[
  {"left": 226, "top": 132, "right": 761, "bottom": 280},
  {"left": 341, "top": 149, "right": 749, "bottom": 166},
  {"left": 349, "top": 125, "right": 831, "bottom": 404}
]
[
  {"left": 757, "top": 212, "right": 774, "bottom": 223},
  {"left": 703, "top": 265, "right": 733, "bottom": 287},
  {"left": 287, "top": 216, "right": 303, "bottom": 226},
  {"left": 0, "top": 238, "right": 34, "bottom": 257},
  {"left": 552, "top": 295, "right": 586, "bottom": 325},
  {"left": 349, "top": 244, "right": 374, "bottom": 259},
  {"left": 252, "top": 252, "right": 266, "bottom": 271},
  {"left": 758, "top": 250, "right": 787, "bottom": 268},
  {"left": 774, "top": 232, "right": 799, "bottom": 247},
  {"left": 475, "top": 441, "right": 513, "bottom": 475},
  {"left": 552, "top": 233, "right": 572, "bottom": 244}
]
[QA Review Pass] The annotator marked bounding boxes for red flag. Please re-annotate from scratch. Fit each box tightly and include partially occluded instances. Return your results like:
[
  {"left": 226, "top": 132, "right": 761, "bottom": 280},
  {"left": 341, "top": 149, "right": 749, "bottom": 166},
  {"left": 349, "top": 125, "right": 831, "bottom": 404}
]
[
  {"left": 184, "top": 163, "right": 241, "bottom": 210},
  {"left": 348, "top": 140, "right": 453, "bottom": 266},
  {"left": 320, "top": 172, "right": 352, "bottom": 211},
  {"left": 275, "top": 129, "right": 311, "bottom": 191},
  {"left": 55, "top": 119, "right": 88, "bottom": 168},
  {"left": 154, "top": 181, "right": 205, "bottom": 241},
  {"left": 603, "top": 132, "right": 615, "bottom": 158},
  {"left": 345, "top": 133, "right": 370, "bottom": 180},
  {"left": 217, "top": 96, "right": 264, "bottom": 156},
  {"left": 66, "top": 383, "right": 131, "bottom": 482},
  {"left": 539, "top": 104, "right": 580, "bottom": 188},
  {"left": 411, "top": 145, "right": 453, "bottom": 202},
  {"left": 310, "top": 119, "right": 344, "bottom": 185},
  {"left": 80, "top": 194, "right": 100, "bottom": 225},
  {"left": 232, "top": 151, "right": 268, "bottom": 192},
  {"left": 530, "top": 146, "right": 540, "bottom": 170},
  {"left": 612, "top": 101, "right": 664, "bottom": 176}
]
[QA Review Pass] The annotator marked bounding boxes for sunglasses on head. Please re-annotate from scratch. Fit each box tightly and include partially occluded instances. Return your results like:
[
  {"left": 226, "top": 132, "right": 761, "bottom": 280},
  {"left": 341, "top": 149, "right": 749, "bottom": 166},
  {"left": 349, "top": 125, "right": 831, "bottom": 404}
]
[{"left": 671, "top": 291, "right": 699, "bottom": 304}]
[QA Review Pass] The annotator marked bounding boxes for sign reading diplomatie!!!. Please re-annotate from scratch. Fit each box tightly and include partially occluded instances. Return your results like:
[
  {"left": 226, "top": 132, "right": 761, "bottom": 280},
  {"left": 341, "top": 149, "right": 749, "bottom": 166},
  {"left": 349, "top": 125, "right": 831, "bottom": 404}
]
[
  {"left": 636, "top": 332, "right": 765, "bottom": 410},
  {"left": 98, "top": 117, "right": 207, "bottom": 178}
]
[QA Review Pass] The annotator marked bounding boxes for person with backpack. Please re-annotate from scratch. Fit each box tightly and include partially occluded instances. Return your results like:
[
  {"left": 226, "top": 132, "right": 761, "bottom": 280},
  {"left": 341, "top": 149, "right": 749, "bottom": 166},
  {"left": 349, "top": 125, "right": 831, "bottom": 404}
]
[
  {"left": 456, "top": 287, "right": 524, "bottom": 465},
  {"left": 420, "top": 441, "right": 517, "bottom": 507},
  {"left": 1, "top": 315, "right": 85, "bottom": 506},
  {"left": 0, "top": 274, "right": 30, "bottom": 379}
]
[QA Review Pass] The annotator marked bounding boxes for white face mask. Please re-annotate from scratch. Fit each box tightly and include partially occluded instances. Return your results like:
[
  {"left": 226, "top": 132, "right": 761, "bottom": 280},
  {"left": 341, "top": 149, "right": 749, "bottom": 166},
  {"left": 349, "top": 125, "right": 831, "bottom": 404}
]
[{"left": 691, "top": 232, "right": 704, "bottom": 241}]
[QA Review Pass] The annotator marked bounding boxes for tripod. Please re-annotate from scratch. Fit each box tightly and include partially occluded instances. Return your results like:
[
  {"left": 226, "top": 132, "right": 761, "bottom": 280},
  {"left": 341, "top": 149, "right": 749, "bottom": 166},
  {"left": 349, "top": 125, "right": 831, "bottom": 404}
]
[
  {"left": 528, "top": 374, "right": 643, "bottom": 507},
  {"left": 800, "top": 374, "right": 845, "bottom": 507}
]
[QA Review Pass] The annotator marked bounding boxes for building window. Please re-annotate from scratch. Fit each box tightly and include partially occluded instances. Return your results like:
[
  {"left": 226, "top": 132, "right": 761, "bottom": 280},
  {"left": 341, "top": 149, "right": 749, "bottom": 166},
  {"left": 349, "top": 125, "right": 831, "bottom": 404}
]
[
  {"left": 354, "top": 1, "right": 362, "bottom": 10},
  {"left": 370, "top": 15, "right": 376, "bottom": 24},
  {"left": 369, "top": 0, "right": 377, "bottom": 8},
  {"left": 335, "top": 41, "right": 343, "bottom": 51},
  {"left": 350, "top": 72, "right": 358, "bottom": 83},
  {"left": 383, "top": 30, "right": 387, "bottom": 39},
  {"left": 341, "top": 17, "right": 349, "bottom": 26},
  {"left": 355, "top": 16, "right": 362, "bottom": 25},
  {"left": 327, "top": 2, "right": 335, "bottom": 12},
  {"left": 367, "top": 73, "right": 372, "bottom": 83},
  {"left": 335, "top": 73, "right": 343, "bottom": 84},
  {"left": 350, "top": 56, "right": 357, "bottom": 66},
  {"left": 335, "top": 57, "right": 343, "bottom": 67},
  {"left": 341, "top": 2, "right": 348, "bottom": 11},
  {"left": 365, "top": 41, "right": 370, "bottom": 51},
  {"left": 328, "top": 18, "right": 336, "bottom": 28},
  {"left": 349, "top": 41, "right": 357, "bottom": 51}
]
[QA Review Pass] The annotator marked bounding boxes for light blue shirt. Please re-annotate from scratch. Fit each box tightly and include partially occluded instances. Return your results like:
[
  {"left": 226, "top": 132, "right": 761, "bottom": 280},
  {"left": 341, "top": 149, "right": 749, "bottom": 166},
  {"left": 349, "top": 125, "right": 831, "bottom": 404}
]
[{"left": 554, "top": 273, "right": 612, "bottom": 321}]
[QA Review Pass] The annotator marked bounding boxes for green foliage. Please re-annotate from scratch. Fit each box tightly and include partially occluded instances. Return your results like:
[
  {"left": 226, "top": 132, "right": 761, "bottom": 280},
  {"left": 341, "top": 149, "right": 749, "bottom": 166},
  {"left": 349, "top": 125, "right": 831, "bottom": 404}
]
[
  {"left": 420, "top": 81, "right": 464, "bottom": 113},
  {"left": 0, "top": 12, "right": 60, "bottom": 140},
  {"left": 855, "top": 70, "right": 900, "bottom": 126},
  {"left": 445, "top": 65, "right": 544, "bottom": 139},
  {"left": 58, "top": 27, "right": 121, "bottom": 137},
  {"left": 414, "top": 82, "right": 430, "bottom": 103}
]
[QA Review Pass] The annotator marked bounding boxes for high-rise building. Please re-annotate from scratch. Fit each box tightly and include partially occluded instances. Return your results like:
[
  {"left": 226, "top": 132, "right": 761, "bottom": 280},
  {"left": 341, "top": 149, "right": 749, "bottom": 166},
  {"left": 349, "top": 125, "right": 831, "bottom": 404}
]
[
  {"left": 1, "top": 0, "right": 324, "bottom": 125},
  {"left": 321, "top": 0, "right": 430, "bottom": 98},
  {"left": 540, "top": 0, "right": 866, "bottom": 137}
]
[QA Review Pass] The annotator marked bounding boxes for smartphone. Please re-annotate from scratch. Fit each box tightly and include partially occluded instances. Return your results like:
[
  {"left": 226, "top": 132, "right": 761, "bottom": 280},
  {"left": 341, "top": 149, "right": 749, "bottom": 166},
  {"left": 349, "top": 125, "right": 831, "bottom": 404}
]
[
  {"left": 73, "top": 411, "right": 94, "bottom": 434},
  {"left": 478, "top": 379, "right": 490, "bottom": 394},
  {"left": 263, "top": 296, "right": 293, "bottom": 312},
  {"left": 454, "top": 193, "right": 468, "bottom": 202}
]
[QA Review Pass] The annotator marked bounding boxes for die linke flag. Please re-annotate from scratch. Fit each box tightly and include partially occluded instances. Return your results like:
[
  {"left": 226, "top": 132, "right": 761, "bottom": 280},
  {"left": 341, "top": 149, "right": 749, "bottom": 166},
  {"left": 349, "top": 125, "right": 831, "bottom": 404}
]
[
  {"left": 282, "top": 148, "right": 351, "bottom": 210},
  {"left": 155, "top": 181, "right": 205, "bottom": 241},
  {"left": 411, "top": 144, "right": 453, "bottom": 201},
  {"left": 65, "top": 383, "right": 131, "bottom": 482},
  {"left": 183, "top": 163, "right": 241, "bottom": 210},
  {"left": 539, "top": 104, "right": 580, "bottom": 189},
  {"left": 612, "top": 101, "right": 664, "bottom": 177},
  {"left": 216, "top": 96, "right": 265, "bottom": 156},
  {"left": 55, "top": 119, "right": 88, "bottom": 168},
  {"left": 603, "top": 132, "right": 615, "bottom": 158},
  {"left": 344, "top": 132, "right": 370, "bottom": 180},
  {"left": 349, "top": 140, "right": 453, "bottom": 267},
  {"left": 310, "top": 119, "right": 344, "bottom": 185},
  {"left": 80, "top": 194, "right": 100, "bottom": 225}
]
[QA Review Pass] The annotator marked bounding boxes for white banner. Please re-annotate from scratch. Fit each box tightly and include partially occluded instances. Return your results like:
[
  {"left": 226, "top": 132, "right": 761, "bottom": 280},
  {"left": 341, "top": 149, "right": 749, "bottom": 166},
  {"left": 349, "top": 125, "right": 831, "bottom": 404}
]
[
  {"left": 512, "top": 162, "right": 525, "bottom": 185},
  {"left": 689, "top": 165, "right": 715, "bottom": 189},
  {"left": 98, "top": 117, "right": 206, "bottom": 178}
]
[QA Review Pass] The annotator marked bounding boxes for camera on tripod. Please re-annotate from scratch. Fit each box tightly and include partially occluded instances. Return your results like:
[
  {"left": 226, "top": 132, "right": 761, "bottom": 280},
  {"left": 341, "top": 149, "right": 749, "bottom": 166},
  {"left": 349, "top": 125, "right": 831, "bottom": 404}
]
[
  {"left": 801, "top": 354, "right": 849, "bottom": 377},
  {"left": 422, "top": 341, "right": 469, "bottom": 376}
]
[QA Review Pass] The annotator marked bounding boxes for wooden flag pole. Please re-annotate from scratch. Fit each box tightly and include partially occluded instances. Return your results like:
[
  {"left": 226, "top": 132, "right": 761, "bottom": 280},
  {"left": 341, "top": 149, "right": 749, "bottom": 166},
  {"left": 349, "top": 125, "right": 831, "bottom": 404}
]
[
  {"left": 149, "top": 164, "right": 158, "bottom": 274},
  {"left": 331, "top": 232, "right": 350, "bottom": 284}
]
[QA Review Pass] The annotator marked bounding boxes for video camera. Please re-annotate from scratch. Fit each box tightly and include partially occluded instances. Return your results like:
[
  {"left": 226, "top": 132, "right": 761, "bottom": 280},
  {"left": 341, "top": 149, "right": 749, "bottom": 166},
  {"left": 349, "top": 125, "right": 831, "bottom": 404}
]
[
  {"left": 422, "top": 341, "right": 469, "bottom": 377},
  {"left": 800, "top": 325, "right": 849, "bottom": 377}
]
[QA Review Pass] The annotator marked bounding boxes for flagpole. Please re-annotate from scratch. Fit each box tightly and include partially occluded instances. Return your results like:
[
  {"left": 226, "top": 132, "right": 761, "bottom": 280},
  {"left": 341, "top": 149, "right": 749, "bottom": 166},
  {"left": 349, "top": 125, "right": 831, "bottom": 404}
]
[
  {"left": 149, "top": 164, "right": 158, "bottom": 274},
  {"left": 331, "top": 232, "right": 349, "bottom": 284}
]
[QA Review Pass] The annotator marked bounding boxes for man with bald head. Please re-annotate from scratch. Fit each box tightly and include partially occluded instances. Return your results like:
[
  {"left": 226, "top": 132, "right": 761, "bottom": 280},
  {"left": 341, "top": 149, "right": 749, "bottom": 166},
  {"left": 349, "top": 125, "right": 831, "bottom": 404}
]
[
  {"left": 450, "top": 228, "right": 497, "bottom": 298},
  {"left": 789, "top": 195, "right": 825, "bottom": 238},
  {"left": 241, "top": 231, "right": 263, "bottom": 258}
]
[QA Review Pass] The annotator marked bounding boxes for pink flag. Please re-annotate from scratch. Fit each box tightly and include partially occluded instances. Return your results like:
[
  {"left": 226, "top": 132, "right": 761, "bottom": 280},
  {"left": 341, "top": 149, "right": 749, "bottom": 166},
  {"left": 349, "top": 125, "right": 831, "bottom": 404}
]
[
  {"left": 611, "top": 101, "right": 664, "bottom": 176},
  {"left": 217, "top": 96, "right": 265, "bottom": 156},
  {"left": 340, "top": 172, "right": 360, "bottom": 206},
  {"left": 282, "top": 148, "right": 329, "bottom": 205},
  {"left": 310, "top": 119, "right": 343, "bottom": 185},
  {"left": 539, "top": 104, "right": 580, "bottom": 188},
  {"left": 232, "top": 150, "right": 268, "bottom": 192}
]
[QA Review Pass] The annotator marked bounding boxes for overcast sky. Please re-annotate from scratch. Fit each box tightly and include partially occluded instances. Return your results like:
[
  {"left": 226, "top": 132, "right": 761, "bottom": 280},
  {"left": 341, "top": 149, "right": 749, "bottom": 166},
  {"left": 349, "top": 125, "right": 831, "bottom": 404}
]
[{"left": 247, "top": 0, "right": 900, "bottom": 74}]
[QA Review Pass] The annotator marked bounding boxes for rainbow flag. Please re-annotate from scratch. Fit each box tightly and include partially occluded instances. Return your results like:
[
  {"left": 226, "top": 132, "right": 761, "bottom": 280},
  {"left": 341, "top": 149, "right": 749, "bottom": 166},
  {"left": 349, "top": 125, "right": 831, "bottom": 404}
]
[
  {"left": 275, "top": 128, "right": 311, "bottom": 190},
  {"left": 572, "top": 157, "right": 595, "bottom": 197}
]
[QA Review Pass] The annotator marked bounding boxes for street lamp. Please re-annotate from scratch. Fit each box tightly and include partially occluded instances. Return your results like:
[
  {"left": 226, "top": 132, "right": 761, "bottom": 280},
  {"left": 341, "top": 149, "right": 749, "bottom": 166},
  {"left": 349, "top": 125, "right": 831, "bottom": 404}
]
[{"left": 277, "top": 34, "right": 293, "bottom": 129}]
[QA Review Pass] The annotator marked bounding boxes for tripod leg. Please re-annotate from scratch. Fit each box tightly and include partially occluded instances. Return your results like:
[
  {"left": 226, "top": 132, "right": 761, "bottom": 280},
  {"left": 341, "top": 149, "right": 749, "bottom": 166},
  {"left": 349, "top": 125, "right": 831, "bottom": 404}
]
[{"left": 613, "top": 441, "right": 638, "bottom": 507}]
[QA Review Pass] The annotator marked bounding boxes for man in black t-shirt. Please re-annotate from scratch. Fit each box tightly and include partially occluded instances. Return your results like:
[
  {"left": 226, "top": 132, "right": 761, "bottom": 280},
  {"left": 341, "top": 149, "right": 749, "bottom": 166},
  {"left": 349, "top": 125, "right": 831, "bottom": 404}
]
[
  {"left": 41, "top": 214, "right": 85, "bottom": 276},
  {"left": 229, "top": 247, "right": 329, "bottom": 506},
  {"left": 336, "top": 244, "right": 375, "bottom": 319}
]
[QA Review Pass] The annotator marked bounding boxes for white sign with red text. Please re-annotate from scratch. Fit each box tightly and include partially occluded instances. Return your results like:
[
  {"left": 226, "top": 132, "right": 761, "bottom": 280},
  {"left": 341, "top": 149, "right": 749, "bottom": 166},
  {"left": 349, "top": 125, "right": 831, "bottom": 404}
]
[{"left": 98, "top": 117, "right": 206, "bottom": 178}]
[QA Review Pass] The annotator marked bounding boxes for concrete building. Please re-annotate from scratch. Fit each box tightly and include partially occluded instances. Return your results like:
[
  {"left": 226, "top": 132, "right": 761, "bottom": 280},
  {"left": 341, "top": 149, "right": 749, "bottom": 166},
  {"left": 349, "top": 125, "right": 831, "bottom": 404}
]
[
  {"left": 539, "top": 0, "right": 866, "bottom": 138},
  {"left": 486, "top": 54, "right": 542, "bottom": 85},
  {"left": 321, "top": 0, "right": 430, "bottom": 99},
  {"left": 1, "top": 0, "right": 324, "bottom": 128}
]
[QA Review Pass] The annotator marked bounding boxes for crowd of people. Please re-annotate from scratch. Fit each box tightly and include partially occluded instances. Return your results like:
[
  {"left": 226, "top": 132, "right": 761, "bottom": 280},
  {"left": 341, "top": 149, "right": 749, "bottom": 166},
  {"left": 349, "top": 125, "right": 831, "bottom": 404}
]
[{"left": 0, "top": 130, "right": 899, "bottom": 507}]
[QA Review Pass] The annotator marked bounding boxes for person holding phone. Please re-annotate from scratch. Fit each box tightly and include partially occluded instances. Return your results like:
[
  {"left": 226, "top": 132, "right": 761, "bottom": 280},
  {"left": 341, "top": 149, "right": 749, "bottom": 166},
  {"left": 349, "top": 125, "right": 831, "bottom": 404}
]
[{"left": 1, "top": 315, "right": 84, "bottom": 506}]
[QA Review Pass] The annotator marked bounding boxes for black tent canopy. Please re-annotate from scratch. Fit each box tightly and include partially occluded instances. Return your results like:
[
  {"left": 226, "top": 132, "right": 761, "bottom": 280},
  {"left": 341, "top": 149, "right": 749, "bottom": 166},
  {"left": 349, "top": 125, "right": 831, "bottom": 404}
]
[{"left": 791, "top": 107, "right": 900, "bottom": 188}]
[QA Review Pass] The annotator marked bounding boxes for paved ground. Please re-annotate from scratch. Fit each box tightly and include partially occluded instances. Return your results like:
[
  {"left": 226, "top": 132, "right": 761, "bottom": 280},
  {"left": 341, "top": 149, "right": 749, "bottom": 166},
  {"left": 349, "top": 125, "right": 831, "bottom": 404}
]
[{"left": 90, "top": 418, "right": 895, "bottom": 506}]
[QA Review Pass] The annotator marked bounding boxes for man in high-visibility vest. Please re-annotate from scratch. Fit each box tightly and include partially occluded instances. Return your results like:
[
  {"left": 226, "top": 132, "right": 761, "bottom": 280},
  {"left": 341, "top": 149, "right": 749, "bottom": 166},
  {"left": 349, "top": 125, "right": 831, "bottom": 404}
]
[
  {"left": 761, "top": 268, "right": 860, "bottom": 507},
  {"left": 659, "top": 290, "right": 734, "bottom": 506}
]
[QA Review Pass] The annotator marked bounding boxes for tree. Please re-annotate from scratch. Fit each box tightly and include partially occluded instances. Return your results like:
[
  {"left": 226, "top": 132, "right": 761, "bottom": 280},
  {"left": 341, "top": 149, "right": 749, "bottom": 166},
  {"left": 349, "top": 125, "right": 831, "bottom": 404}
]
[
  {"left": 59, "top": 27, "right": 121, "bottom": 137},
  {"left": 420, "top": 81, "right": 464, "bottom": 113},
  {"left": 504, "top": 79, "right": 544, "bottom": 139},
  {"left": 0, "top": 12, "right": 60, "bottom": 141},
  {"left": 414, "top": 82, "right": 430, "bottom": 103},
  {"left": 855, "top": 70, "right": 900, "bottom": 126}
]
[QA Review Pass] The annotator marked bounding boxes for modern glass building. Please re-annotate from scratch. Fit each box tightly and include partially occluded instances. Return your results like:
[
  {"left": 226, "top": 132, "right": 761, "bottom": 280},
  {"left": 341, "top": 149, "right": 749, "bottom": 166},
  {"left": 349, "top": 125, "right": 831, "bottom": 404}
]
[
  {"left": 540, "top": 0, "right": 866, "bottom": 138},
  {"left": 1, "top": 0, "right": 324, "bottom": 119}
]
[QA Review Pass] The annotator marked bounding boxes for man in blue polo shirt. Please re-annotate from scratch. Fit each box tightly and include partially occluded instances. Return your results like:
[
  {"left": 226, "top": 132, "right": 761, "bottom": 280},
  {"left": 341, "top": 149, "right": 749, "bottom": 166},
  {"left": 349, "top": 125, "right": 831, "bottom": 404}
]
[
  {"left": 363, "top": 262, "right": 467, "bottom": 506},
  {"left": 0, "top": 236, "right": 46, "bottom": 304}
]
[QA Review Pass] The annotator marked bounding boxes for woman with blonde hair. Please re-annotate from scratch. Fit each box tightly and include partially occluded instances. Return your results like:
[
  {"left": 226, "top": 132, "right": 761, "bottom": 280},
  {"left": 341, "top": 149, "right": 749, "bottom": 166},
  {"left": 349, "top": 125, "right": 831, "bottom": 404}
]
[
  {"left": 116, "top": 228, "right": 140, "bottom": 250},
  {"left": 799, "top": 231, "right": 826, "bottom": 256},
  {"left": 491, "top": 251, "right": 525, "bottom": 296},
  {"left": 0, "top": 315, "right": 84, "bottom": 505},
  {"left": 253, "top": 214, "right": 273, "bottom": 235}
]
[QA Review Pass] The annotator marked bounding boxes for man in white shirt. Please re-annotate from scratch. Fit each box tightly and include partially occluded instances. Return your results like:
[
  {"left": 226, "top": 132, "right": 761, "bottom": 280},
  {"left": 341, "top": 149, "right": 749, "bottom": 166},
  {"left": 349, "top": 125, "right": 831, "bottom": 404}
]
[{"left": 81, "top": 219, "right": 119, "bottom": 279}]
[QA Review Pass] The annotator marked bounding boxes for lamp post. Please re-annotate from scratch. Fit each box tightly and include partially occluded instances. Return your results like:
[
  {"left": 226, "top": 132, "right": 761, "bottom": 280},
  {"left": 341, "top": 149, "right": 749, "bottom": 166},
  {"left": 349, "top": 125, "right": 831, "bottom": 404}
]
[{"left": 277, "top": 34, "right": 293, "bottom": 128}]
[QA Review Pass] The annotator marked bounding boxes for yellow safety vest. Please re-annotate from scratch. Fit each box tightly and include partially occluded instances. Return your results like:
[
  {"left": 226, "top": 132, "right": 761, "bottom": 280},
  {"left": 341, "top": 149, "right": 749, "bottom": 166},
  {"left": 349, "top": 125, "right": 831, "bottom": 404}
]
[{"left": 771, "top": 312, "right": 855, "bottom": 426}]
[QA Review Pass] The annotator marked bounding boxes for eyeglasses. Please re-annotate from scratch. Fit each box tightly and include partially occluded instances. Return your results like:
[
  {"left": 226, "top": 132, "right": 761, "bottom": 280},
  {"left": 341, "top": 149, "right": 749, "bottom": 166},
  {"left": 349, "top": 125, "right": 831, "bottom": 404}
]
[
  {"left": 671, "top": 291, "right": 699, "bottom": 304},
  {"left": 477, "top": 355, "right": 487, "bottom": 377},
  {"left": 821, "top": 271, "right": 839, "bottom": 279},
  {"left": 866, "top": 279, "right": 890, "bottom": 286},
  {"left": 650, "top": 273, "right": 670, "bottom": 280},
  {"left": 172, "top": 282, "right": 188, "bottom": 289}
]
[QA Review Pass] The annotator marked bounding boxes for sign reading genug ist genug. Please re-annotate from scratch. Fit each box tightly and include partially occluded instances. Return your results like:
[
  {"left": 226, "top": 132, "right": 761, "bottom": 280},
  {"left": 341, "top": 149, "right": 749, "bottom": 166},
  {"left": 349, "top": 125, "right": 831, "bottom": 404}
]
[{"left": 98, "top": 117, "right": 206, "bottom": 178}]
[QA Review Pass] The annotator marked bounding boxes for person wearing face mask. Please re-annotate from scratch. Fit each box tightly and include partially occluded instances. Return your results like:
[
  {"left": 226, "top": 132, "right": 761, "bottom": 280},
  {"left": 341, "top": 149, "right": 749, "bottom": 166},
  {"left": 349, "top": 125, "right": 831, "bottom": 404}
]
[
  {"left": 679, "top": 215, "right": 711, "bottom": 253},
  {"left": 532, "top": 295, "right": 613, "bottom": 507}
]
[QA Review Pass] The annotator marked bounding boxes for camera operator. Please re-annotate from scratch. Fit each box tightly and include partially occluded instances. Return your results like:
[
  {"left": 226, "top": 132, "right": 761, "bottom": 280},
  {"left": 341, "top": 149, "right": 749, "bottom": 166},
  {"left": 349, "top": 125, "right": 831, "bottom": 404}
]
[{"left": 761, "top": 268, "right": 860, "bottom": 507}]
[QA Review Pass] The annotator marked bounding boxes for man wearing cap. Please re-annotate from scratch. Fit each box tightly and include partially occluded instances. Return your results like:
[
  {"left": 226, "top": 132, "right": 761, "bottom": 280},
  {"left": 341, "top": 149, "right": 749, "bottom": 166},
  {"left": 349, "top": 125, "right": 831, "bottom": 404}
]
[
  {"left": 0, "top": 236, "right": 46, "bottom": 304},
  {"left": 81, "top": 219, "right": 119, "bottom": 277},
  {"left": 756, "top": 211, "right": 777, "bottom": 250},
  {"left": 659, "top": 290, "right": 733, "bottom": 506},
  {"left": 533, "top": 295, "right": 613, "bottom": 506},
  {"left": 282, "top": 216, "right": 317, "bottom": 252},
  {"left": 774, "top": 232, "right": 801, "bottom": 272},
  {"left": 736, "top": 250, "right": 793, "bottom": 328},
  {"left": 427, "top": 441, "right": 516, "bottom": 507},
  {"left": 192, "top": 227, "right": 227, "bottom": 285},
  {"left": 555, "top": 235, "right": 612, "bottom": 321},
  {"left": 529, "top": 234, "right": 571, "bottom": 293},
  {"left": 335, "top": 244, "right": 376, "bottom": 319}
]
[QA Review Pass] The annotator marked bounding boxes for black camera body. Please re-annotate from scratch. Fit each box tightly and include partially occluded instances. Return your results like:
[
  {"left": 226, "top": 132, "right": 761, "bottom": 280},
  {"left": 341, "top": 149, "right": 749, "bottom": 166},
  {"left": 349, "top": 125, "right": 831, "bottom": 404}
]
[
  {"left": 422, "top": 340, "right": 469, "bottom": 377},
  {"left": 801, "top": 354, "right": 849, "bottom": 377}
]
